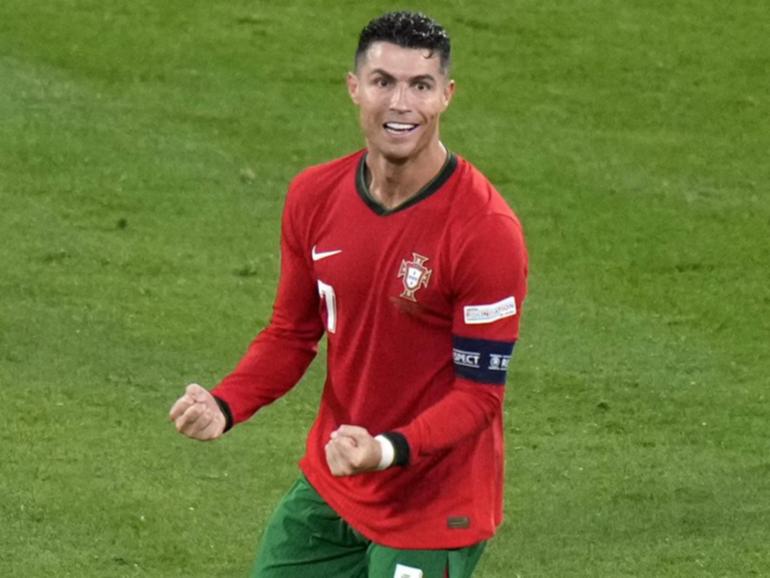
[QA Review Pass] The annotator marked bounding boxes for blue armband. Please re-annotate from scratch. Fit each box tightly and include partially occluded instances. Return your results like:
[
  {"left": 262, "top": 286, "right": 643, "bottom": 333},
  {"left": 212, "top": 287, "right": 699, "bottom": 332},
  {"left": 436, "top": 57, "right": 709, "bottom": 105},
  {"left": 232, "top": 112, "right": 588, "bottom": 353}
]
[{"left": 452, "top": 336, "right": 516, "bottom": 385}]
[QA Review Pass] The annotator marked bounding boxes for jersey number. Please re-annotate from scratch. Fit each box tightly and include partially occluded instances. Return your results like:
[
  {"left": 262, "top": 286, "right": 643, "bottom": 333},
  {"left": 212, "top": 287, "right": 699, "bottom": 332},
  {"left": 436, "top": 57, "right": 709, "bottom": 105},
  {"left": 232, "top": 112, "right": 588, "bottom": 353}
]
[{"left": 317, "top": 280, "right": 337, "bottom": 333}]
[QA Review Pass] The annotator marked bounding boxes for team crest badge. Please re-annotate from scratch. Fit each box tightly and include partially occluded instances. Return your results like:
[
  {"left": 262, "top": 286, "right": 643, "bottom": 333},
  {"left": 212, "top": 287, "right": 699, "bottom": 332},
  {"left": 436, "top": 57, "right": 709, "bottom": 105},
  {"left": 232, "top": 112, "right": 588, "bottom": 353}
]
[{"left": 398, "top": 253, "right": 432, "bottom": 302}]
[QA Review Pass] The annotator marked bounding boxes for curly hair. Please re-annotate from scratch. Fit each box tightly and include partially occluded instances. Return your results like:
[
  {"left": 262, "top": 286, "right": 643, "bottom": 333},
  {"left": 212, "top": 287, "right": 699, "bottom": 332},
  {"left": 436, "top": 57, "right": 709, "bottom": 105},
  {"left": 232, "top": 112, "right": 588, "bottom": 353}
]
[{"left": 355, "top": 11, "right": 451, "bottom": 73}]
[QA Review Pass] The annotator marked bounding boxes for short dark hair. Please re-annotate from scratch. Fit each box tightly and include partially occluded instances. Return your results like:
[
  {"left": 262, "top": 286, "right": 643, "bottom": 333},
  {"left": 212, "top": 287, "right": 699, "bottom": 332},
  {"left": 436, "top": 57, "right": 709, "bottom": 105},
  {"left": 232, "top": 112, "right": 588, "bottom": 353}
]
[{"left": 355, "top": 11, "right": 451, "bottom": 73}]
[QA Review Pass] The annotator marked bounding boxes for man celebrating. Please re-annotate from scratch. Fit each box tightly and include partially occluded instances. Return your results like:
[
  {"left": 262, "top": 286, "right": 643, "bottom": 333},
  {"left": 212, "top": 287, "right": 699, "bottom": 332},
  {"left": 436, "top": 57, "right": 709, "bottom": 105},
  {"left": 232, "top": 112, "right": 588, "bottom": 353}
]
[{"left": 170, "top": 11, "right": 528, "bottom": 578}]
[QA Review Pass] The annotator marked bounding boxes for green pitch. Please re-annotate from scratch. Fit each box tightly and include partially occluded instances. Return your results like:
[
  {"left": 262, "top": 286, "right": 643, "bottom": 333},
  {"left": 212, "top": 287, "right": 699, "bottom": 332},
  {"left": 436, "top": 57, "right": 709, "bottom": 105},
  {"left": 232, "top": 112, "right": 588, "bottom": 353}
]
[{"left": 1, "top": 1, "right": 767, "bottom": 576}]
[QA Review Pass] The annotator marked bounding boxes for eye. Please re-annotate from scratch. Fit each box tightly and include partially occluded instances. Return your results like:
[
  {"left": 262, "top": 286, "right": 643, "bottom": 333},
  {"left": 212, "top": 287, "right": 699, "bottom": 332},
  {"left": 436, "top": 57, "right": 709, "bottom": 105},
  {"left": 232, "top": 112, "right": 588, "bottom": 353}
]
[
  {"left": 414, "top": 82, "right": 431, "bottom": 92},
  {"left": 375, "top": 77, "right": 391, "bottom": 88}
]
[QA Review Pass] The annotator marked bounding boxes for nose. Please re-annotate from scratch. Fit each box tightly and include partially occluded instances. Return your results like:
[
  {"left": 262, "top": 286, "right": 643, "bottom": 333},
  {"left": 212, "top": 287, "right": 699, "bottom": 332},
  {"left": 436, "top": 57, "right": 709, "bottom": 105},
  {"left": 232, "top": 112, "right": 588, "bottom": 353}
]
[{"left": 389, "top": 83, "right": 410, "bottom": 111}]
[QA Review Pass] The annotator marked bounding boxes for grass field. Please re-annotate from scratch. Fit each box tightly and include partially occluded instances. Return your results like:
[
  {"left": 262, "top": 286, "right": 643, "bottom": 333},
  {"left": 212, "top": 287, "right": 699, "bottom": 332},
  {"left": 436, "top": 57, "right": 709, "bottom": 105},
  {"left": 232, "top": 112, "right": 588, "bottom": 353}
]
[{"left": 1, "top": 1, "right": 768, "bottom": 576}]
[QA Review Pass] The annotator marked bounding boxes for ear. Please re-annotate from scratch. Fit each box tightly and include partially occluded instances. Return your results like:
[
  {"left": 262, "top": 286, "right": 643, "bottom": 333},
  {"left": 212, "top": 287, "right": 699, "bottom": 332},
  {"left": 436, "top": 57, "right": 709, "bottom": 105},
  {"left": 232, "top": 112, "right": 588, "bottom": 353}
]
[
  {"left": 441, "top": 79, "right": 456, "bottom": 111},
  {"left": 347, "top": 72, "right": 360, "bottom": 105}
]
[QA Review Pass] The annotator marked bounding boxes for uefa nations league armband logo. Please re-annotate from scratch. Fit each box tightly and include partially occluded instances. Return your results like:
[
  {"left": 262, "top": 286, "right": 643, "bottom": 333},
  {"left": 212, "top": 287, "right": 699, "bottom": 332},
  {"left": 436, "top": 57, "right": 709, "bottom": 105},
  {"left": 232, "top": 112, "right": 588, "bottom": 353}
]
[{"left": 398, "top": 253, "right": 432, "bottom": 302}]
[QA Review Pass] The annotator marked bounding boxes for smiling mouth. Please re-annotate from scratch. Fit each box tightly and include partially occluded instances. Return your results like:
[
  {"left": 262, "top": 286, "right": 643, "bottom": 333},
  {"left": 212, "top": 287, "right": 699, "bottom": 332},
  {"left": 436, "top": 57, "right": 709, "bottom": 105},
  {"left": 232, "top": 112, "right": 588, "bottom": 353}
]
[{"left": 384, "top": 122, "right": 419, "bottom": 134}]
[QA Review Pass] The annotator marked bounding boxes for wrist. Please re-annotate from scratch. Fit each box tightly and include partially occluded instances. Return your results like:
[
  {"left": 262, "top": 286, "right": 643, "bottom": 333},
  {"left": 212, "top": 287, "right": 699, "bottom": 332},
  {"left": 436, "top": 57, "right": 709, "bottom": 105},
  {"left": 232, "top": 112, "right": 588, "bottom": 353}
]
[
  {"left": 376, "top": 432, "right": 411, "bottom": 468},
  {"left": 374, "top": 435, "right": 395, "bottom": 470},
  {"left": 213, "top": 395, "right": 234, "bottom": 433}
]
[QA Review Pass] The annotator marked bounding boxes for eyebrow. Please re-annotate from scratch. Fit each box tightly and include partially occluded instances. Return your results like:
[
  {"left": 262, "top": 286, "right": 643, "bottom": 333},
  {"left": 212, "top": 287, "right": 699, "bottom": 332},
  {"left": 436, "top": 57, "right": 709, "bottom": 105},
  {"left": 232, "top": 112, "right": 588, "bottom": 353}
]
[{"left": 368, "top": 69, "right": 437, "bottom": 84}]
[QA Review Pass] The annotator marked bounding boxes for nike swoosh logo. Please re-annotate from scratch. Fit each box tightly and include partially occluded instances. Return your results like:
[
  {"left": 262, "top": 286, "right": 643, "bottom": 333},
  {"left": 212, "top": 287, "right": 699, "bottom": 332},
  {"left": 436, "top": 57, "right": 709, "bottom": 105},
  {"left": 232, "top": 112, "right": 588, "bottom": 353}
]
[{"left": 311, "top": 245, "right": 342, "bottom": 262}]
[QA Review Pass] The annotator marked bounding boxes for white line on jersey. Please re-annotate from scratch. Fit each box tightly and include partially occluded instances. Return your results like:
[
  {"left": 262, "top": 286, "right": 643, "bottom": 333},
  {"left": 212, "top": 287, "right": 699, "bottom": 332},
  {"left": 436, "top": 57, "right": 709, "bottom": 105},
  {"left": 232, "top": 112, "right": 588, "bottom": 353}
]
[{"left": 311, "top": 245, "right": 343, "bottom": 261}]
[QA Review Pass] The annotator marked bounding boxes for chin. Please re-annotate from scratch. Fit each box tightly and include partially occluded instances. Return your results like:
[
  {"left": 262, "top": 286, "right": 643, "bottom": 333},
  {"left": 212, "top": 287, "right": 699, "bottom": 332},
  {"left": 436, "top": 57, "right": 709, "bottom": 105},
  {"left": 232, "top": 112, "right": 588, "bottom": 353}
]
[
  {"left": 381, "top": 149, "right": 414, "bottom": 164},
  {"left": 373, "top": 140, "right": 424, "bottom": 164}
]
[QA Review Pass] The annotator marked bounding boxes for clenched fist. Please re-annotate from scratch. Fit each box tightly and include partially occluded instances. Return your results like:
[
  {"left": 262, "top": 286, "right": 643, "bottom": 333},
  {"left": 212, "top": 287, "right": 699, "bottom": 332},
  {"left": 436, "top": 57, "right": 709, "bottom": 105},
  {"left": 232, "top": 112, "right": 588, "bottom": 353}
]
[
  {"left": 169, "top": 383, "right": 226, "bottom": 441},
  {"left": 325, "top": 425, "right": 383, "bottom": 476}
]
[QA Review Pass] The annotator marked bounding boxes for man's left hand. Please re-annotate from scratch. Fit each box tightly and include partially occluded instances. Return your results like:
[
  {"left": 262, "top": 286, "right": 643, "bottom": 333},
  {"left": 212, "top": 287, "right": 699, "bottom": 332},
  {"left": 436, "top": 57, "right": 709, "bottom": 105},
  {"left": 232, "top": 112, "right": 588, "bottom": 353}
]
[{"left": 325, "top": 425, "right": 382, "bottom": 476}]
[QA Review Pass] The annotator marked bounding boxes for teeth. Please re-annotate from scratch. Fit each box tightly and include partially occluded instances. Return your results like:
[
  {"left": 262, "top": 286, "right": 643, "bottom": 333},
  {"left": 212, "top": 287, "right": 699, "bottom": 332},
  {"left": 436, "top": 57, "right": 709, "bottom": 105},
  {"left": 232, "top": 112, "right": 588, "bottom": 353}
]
[{"left": 385, "top": 122, "right": 418, "bottom": 132}]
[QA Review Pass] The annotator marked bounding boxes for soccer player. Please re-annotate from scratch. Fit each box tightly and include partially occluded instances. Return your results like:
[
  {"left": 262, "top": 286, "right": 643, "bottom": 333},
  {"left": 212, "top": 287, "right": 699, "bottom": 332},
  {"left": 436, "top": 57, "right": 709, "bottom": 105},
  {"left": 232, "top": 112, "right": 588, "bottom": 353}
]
[{"left": 169, "top": 11, "right": 528, "bottom": 578}]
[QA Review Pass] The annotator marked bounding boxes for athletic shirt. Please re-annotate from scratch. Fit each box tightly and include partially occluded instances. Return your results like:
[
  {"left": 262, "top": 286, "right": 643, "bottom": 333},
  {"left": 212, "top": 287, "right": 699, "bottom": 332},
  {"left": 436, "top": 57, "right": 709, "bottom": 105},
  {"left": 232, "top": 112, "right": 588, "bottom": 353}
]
[{"left": 213, "top": 149, "right": 528, "bottom": 549}]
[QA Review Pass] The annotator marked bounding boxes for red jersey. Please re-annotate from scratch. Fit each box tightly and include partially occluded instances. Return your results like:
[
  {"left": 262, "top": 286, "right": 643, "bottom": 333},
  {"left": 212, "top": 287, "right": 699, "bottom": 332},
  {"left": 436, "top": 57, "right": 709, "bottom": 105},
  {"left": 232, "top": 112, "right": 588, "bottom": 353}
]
[{"left": 213, "top": 149, "right": 528, "bottom": 549}]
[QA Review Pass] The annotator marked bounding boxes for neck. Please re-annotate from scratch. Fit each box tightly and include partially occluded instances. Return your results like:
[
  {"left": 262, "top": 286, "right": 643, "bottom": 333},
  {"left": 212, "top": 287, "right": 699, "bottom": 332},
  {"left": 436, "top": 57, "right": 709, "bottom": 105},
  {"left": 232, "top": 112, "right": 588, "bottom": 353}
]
[{"left": 365, "top": 141, "right": 448, "bottom": 210}]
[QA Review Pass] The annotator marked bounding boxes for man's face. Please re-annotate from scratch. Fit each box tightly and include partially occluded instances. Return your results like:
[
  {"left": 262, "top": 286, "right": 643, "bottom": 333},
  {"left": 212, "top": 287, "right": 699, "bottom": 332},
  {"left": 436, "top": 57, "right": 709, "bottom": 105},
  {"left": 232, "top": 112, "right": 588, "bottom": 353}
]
[{"left": 347, "top": 42, "right": 455, "bottom": 163}]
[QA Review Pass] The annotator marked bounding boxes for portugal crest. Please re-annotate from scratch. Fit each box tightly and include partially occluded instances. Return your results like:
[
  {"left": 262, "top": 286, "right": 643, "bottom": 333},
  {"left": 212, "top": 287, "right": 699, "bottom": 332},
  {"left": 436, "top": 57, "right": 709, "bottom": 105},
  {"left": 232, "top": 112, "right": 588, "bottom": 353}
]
[{"left": 398, "top": 253, "right": 432, "bottom": 302}]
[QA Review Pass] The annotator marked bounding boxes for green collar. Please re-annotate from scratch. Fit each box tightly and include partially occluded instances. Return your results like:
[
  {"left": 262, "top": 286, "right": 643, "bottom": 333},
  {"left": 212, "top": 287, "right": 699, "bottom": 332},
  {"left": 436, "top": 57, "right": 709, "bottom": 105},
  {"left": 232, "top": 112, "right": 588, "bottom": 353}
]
[{"left": 356, "top": 152, "right": 458, "bottom": 216}]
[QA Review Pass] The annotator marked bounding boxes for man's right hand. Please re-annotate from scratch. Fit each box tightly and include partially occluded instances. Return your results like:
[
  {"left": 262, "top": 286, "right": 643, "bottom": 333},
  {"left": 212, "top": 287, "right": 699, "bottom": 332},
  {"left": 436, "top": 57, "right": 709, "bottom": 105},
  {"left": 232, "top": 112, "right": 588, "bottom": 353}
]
[{"left": 169, "top": 383, "right": 226, "bottom": 441}]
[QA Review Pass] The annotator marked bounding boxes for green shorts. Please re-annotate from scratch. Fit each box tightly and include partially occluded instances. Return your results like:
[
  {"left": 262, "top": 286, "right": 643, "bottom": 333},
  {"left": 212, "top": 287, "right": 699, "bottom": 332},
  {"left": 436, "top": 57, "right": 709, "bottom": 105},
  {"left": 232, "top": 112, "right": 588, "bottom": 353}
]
[{"left": 252, "top": 475, "right": 486, "bottom": 578}]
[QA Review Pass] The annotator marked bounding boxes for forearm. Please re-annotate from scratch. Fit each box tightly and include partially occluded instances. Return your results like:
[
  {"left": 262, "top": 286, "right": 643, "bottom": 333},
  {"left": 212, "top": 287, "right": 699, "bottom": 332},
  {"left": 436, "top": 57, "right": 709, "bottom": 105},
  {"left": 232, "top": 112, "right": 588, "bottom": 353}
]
[
  {"left": 211, "top": 327, "right": 319, "bottom": 425},
  {"left": 213, "top": 182, "right": 325, "bottom": 426},
  {"left": 392, "top": 380, "right": 504, "bottom": 462}
]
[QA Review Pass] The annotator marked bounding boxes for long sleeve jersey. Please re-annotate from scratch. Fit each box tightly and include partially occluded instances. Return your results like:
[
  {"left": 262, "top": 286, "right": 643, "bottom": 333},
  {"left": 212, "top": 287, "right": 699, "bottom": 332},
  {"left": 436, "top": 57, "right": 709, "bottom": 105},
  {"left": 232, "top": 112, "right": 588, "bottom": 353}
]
[{"left": 212, "top": 149, "right": 528, "bottom": 549}]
